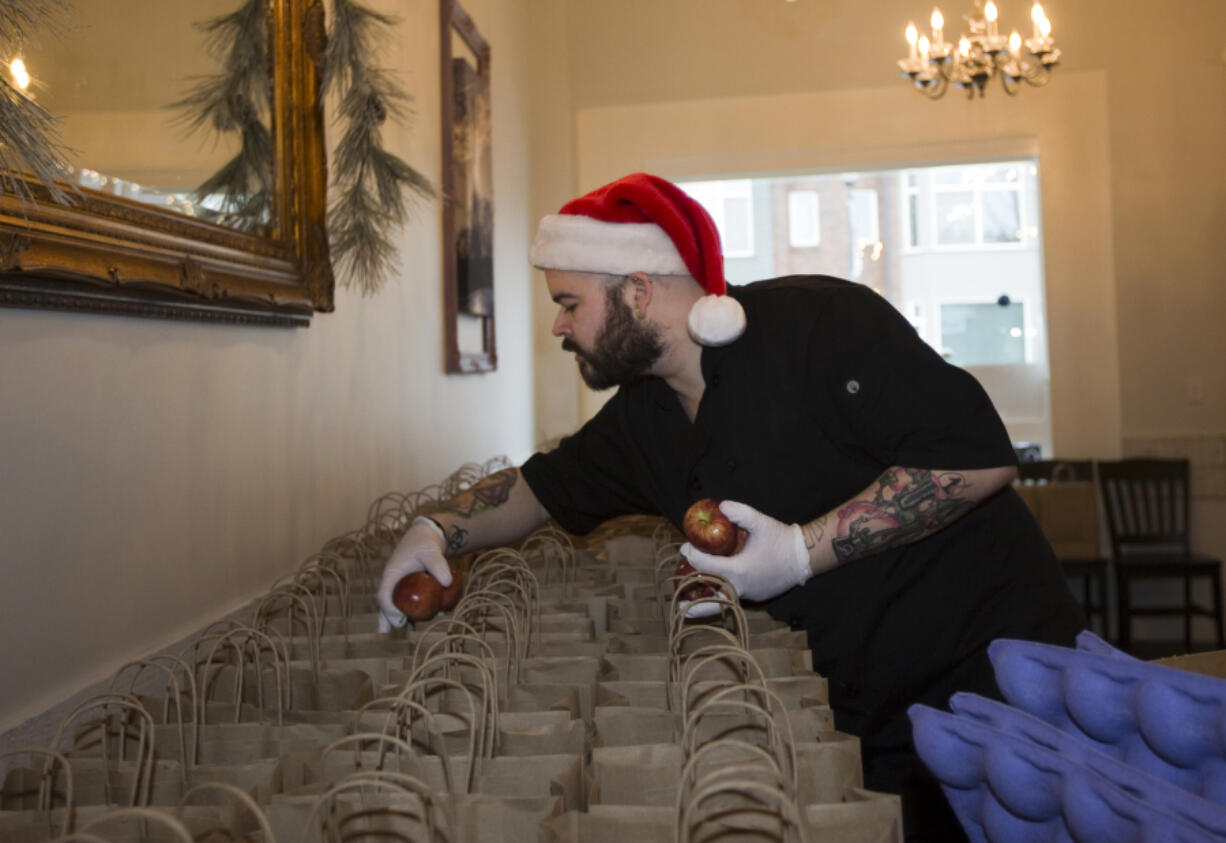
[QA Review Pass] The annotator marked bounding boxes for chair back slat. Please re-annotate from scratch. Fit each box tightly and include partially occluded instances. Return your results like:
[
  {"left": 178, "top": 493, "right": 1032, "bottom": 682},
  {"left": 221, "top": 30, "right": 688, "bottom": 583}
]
[{"left": 1097, "top": 459, "right": 1191, "bottom": 557}]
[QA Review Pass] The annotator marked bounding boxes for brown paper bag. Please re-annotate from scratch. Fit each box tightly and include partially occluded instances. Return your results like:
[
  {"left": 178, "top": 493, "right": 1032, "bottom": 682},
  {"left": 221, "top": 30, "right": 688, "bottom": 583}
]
[
  {"left": 588, "top": 734, "right": 863, "bottom": 808},
  {"left": 0, "top": 804, "right": 258, "bottom": 843},
  {"left": 600, "top": 648, "right": 813, "bottom": 683},
  {"left": 591, "top": 703, "right": 835, "bottom": 749},
  {"left": 264, "top": 789, "right": 564, "bottom": 843},
  {"left": 802, "top": 788, "right": 903, "bottom": 843},
  {"left": 265, "top": 745, "right": 583, "bottom": 808}
]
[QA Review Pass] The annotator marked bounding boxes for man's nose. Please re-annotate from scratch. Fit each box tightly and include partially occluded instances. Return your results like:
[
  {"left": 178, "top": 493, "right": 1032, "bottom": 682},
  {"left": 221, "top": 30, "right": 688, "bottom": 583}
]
[{"left": 552, "top": 311, "right": 569, "bottom": 337}]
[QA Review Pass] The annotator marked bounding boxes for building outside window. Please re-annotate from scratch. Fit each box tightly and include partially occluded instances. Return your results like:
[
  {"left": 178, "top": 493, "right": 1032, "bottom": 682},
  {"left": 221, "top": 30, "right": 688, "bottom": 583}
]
[
  {"left": 787, "top": 190, "right": 821, "bottom": 248},
  {"left": 680, "top": 179, "right": 755, "bottom": 258}
]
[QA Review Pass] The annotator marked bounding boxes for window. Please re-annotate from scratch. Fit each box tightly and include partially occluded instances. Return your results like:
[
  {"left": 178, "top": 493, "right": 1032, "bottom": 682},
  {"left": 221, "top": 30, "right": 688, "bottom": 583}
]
[
  {"left": 787, "top": 190, "right": 820, "bottom": 247},
  {"left": 902, "top": 172, "right": 920, "bottom": 249},
  {"left": 680, "top": 179, "right": 755, "bottom": 258},
  {"left": 902, "top": 162, "right": 1027, "bottom": 250},
  {"left": 940, "top": 301, "right": 1026, "bottom": 365},
  {"left": 847, "top": 188, "right": 880, "bottom": 279}
]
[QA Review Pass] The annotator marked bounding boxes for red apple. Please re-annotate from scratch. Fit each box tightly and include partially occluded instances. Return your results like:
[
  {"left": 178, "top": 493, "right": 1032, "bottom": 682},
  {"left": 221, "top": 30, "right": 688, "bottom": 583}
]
[
  {"left": 674, "top": 559, "right": 718, "bottom": 601},
  {"left": 392, "top": 571, "right": 443, "bottom": 622},
  {"left": 440, "top": 565, "right": 464, "bottom": 611},
  {"left": 683, "top": 498, "right": 741, "bottom": 556}
]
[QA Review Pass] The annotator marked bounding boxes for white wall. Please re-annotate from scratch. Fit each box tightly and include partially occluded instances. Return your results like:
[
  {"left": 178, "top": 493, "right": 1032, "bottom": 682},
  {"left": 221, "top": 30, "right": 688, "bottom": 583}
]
[{"left": 0, "top": 0, "right": 555, "bottom": 735}]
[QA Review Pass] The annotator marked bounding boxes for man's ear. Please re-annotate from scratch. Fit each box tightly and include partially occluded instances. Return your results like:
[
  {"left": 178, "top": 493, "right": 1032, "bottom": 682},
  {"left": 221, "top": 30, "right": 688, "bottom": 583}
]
[{"left": 625, "top": 272, "right": 654, "bottom": 315}]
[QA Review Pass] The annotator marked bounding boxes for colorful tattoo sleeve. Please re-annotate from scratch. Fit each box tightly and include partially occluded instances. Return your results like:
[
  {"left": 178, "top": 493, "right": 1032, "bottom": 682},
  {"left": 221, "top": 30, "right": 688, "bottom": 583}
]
[
  {"left": 440, "top": 468, "right": 518, "bottom": 519},
  {"left": 830, "top": 467, "right": 973, "bottom": 563}
]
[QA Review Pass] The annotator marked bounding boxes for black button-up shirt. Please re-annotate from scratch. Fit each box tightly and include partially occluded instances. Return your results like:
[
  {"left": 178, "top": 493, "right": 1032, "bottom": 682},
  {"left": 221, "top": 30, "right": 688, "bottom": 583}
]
[{"left": 523, "top": 275, "right": 1082, "bottom": 745}]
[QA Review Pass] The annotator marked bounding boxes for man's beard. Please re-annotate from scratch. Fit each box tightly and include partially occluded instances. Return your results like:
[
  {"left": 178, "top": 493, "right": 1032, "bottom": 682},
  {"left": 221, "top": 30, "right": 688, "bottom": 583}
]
[{"left": 563, "top": 285, "right": 664, "bottom": 390}]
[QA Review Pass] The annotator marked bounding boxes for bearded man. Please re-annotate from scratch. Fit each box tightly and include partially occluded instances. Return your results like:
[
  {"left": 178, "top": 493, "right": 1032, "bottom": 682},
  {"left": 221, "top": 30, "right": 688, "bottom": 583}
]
[{"left": 377, "top": 172, "right": 1085, "bottom": 841}]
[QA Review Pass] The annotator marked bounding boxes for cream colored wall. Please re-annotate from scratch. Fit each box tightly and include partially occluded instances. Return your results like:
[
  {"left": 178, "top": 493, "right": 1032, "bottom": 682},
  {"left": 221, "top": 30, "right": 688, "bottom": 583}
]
[
  {"left": 0, "top": 0, "right": 556, "bottom": 734},
  {"left": 526, "top": 0, "right": 583, "bottom": 446}
]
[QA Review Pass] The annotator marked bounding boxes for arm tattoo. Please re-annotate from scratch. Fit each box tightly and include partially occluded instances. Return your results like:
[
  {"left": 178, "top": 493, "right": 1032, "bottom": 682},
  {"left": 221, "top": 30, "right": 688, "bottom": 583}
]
[
  {"left": 440, "top": 468, "right": 517, "bottom": 518},
  {"left": 444, "top": 524, "right": 469, "bottom": 555},
  {"left": 831, "top": 467, "right": 973, "bottom": 563},
  {"left": 801, "top": 516, "right": 826, "bottom": 552}
]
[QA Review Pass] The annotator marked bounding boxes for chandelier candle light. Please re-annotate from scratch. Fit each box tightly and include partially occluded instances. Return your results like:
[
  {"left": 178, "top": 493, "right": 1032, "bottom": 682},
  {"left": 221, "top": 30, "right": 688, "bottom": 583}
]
[{"left": 898, "top": 0, "right": 1058, "bottom": 98}]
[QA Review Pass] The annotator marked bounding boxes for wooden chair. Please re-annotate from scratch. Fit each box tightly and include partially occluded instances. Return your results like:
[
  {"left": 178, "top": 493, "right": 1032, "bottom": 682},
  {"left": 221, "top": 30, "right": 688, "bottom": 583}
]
[
  {"left": 1097, "top": 458, "right": 1224, "bottom": 653},
  {"left": 1015, "top": 459, "right": 1109, "bottom": 637}
]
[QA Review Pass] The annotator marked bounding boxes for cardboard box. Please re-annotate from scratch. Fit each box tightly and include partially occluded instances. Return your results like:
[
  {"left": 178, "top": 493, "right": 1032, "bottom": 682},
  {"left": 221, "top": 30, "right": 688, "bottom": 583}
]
[{"left": 1151, "top": 650, "right": 1226, "bottom": 679}]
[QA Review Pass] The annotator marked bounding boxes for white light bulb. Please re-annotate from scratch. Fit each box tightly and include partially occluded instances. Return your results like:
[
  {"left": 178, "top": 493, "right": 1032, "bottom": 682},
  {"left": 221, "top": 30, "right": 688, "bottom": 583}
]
[
  {"left": 906, "top": 23, "right": 919, "bottom": 45},
  {"left": 931, "top": 8, "right": 944, "bottom": 30},
  {"left": 1009, "top": 30, "right": 1022, "bottom": 52},
  {"left": 985, "top": 1, "right": 998, "bottom": 23},
  {"left": 9, "top": 58, "right": 30, "bottom": 91}
]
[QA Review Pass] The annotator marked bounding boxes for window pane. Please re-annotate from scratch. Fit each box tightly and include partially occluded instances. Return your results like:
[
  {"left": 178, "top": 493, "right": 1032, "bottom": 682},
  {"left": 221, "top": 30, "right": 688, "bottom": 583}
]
[
  {"left": 940, "top": 302, "right": 1026, "bottom": 365},
  {"left": 933, "top": 167, "right": 975, "bottom": 187},
  {"left": 680, "top": 179, "right": 755, "bottom": 258},
  {"left": 787, "top": 190, "right": 820, "bottom": 247},
  {"left": 723, "top": 195, "right": 753, "bottom": 256},
  {"left": 982, "top": 190, "right": 1022, "bottom": 243},
  {"left": 907, "top": 193, "right": 919, "bottom": 248},
  {"left": 935, "top": 191, "right": 976, "bottom": 245},
  {"left": 982, "top": 164, "right": 1021, "bottom": 184}
]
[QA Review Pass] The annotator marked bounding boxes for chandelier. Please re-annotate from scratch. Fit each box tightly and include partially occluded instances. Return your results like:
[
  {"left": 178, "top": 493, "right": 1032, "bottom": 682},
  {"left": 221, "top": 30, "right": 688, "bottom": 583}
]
[{"left": 897, "top": 1, "right": 1059, "bottom": 99}]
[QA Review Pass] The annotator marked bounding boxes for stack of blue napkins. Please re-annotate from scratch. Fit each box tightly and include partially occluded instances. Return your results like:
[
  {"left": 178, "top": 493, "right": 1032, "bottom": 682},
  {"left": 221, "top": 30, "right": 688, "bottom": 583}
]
[{"left": 909, "top": 631, "right": 1226, "bottom": 841}]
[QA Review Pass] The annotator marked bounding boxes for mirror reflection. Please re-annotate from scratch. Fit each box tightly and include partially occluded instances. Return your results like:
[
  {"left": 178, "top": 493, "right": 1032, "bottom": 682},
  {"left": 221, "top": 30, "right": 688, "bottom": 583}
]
[{"left": 21, "top": 0, "right": 269, "bottom": 232}]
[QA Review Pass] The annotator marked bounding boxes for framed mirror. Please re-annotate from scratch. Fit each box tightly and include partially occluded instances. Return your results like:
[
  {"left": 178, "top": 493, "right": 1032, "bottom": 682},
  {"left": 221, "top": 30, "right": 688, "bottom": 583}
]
[
  {"left": 0, "top": 0, "right": 333, "bottom": 327},
  {"left": 440, "top": 0, "right": 495, "bottom": 372}
]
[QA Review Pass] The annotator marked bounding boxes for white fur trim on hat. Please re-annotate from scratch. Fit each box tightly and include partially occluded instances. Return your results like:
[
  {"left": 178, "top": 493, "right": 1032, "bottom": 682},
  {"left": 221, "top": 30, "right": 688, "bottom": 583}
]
[
  {"left": 530, "top": 214, "right": 689, "bottom": 277},
  {"left": 688, "top": 294, "right": 746, "bottom": 346}
]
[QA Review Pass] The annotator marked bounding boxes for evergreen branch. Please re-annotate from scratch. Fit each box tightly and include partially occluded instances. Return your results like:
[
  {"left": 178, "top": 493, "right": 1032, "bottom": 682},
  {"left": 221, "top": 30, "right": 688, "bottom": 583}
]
[
  {"left": 0, "top": 0, "right": 67, "bottom": 44},
  {"left": 322, "top": 0, "right": 398, "bottom": 96},
  {"left": 328, "top": 182, "right": 399, "bottom": 291},
  {"left": 324, "top": 0, "right": 435, "bottom": 294},
  {"left": 170, "top": 0, "right": 272, "bottom": 231},
  {"left": 0, "top": 73, "right": 74, "bottom": 204},
  {"left": 0, "top": 0, "right": 75, "bottom": 204}
]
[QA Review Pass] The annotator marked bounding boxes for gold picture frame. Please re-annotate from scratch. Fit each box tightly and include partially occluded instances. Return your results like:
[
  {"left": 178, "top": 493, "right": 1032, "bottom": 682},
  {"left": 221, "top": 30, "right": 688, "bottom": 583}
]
[{"left": 0, "top": 0, "right": 333, "bottom": 328}]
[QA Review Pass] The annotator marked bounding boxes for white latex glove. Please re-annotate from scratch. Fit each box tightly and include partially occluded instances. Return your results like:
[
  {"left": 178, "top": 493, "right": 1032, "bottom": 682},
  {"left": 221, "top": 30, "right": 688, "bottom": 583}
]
[
  {"left": 376, "top": 516, "right": 454, "bottom": 633},
  {"left": 680, "top": 501, "right": 810, "bottom": 603},
  {"left": 679, "top": 596, "right": 729, "bottom": 620}
]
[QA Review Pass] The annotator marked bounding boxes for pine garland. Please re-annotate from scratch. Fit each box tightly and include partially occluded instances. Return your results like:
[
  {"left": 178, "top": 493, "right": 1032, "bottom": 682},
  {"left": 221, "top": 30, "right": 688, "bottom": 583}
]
[
  {"left": 0, "top": 0, "right": 73, "bottom": 204},
  {"left": 171, "top": 0, "right": 273, "bottom": 232},
  {"left": 176, "top": 0, "right": 434, "bottom": 294},
  {"left": 323, "top": 0, "right": 434, "bottom": 294}
]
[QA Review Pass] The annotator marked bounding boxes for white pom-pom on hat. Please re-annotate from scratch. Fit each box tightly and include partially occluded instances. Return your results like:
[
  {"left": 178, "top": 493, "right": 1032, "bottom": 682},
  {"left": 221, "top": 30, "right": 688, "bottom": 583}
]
[{"left": 688, "top": 294, "right": 747, "bottom": 347}]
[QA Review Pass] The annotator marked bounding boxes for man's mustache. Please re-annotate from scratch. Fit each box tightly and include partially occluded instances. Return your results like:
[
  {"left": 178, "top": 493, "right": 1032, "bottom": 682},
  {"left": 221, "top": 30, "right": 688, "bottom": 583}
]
[{"left": 561, "top": 338, "right": 582, "bottom": 355}]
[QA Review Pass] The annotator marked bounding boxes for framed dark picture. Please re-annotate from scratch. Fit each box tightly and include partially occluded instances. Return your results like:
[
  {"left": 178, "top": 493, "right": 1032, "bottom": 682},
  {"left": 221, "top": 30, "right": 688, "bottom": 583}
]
[{"left": 440, "top": 0, "right": 495, "bottom": 373}]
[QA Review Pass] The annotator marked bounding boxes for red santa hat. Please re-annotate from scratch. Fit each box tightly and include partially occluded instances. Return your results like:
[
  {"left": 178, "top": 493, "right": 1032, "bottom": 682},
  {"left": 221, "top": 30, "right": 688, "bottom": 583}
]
[{"left": 529, "top": 172, "right": 747, "bottom": 346}]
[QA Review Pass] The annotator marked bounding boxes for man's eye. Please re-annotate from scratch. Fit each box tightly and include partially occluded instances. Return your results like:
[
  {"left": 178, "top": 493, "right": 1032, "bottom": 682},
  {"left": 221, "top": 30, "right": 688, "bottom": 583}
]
[{"left": 564, "top": 304, "right": 577, "bottom": 314}]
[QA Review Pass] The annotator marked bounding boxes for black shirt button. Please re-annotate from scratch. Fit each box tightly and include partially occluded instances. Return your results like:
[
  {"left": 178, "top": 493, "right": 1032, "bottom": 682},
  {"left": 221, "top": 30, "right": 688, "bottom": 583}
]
[
  {"left": 688, "top": 476, "right": 702, "bottom": 491},
  {"left": 710, "top": 374, "right": 721, "bottom": 389},
  {"left": 726, "top": 458, "right": 737, "bottom": 473}
]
